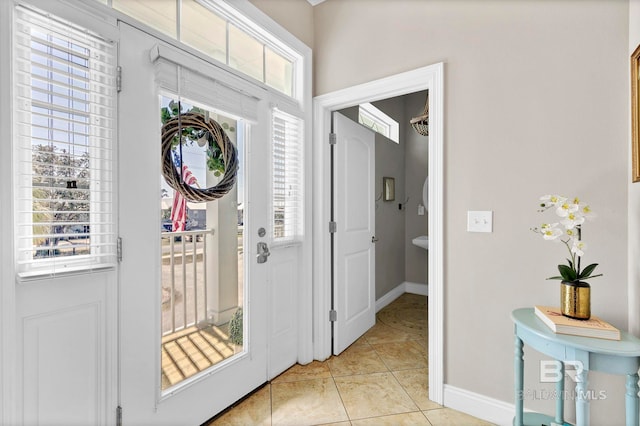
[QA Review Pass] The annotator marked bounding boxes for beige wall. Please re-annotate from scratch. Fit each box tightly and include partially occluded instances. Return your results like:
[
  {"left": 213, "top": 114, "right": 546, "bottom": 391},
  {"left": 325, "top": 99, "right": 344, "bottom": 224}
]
[
  {"left": 249, "top": 0, "right": 314, "bottom": 49},
  {"left": 254, "top": 0, "right": 630, "bottom": 423},
  {"left": 314, "top": 1, "right": 630, "bottom": 422}
]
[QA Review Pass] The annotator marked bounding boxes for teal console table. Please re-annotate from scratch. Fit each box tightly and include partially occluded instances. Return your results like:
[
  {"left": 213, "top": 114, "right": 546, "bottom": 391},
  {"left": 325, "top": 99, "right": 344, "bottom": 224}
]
[{"left": 512, "top": 308, "right": 640, "bottom": 426}]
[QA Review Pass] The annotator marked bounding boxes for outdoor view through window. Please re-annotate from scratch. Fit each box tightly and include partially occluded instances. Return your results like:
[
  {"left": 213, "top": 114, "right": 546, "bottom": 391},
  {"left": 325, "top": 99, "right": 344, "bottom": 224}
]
[{"left": 159, "top": 96, "right": 245, "bottom": 390}]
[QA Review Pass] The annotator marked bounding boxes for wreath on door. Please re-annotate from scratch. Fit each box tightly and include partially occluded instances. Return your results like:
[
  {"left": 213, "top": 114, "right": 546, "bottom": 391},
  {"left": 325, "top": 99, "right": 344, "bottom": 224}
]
[{"left": 161, "top": 112, "right": 238, "bottom": 202}]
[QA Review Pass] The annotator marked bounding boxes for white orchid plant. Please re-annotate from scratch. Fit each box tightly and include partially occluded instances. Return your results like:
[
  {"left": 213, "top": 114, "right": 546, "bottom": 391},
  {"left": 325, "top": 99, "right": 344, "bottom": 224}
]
[{"left": 532, "top": 195, "right": 602, "bottom": 283}]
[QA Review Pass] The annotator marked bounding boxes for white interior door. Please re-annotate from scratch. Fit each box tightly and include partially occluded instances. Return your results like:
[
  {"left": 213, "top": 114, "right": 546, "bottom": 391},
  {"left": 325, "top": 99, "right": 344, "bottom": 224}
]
[
  {"left": 332, "top": 112, "right": 376, "bottom": 355},
  {"left": 118, "top": 23, "right": 269, "bottom": 425}
]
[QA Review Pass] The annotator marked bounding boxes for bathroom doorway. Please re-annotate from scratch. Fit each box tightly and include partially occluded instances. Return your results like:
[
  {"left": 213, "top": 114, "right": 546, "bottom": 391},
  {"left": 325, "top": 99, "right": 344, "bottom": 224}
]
[
  {"left": 335, "top": 91, "right": 430, "bottom": 304},
  {"left": 312, "top": 63, "right": 445, "bottom": 404}
]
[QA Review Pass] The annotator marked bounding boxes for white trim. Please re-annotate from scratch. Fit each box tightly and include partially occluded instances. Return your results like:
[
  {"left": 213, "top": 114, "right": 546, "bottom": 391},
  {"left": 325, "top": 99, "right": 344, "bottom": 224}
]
[
  {"left": 358, "top": 102, "right": 399, "bottom": 143},
  {"left": 443, "top": 384, "right": 513, "bottom": 426},
  {"left": 375, "top": 282, "right": 429, "bottom": 312},
  {"left": 228, "top": 0, "right": 315, "bottom": 367},
  {"left": 405, "top": 281, "right": 428, "bottom": 296},
  {"left": 375, "top": 284, "right": 406, "bottom": 313},
  {"left": 312, "top": 63, "right": 445, "bottom": 404},
  {"left": 1, "top": 2, "right": 15, "bottom": 424}
]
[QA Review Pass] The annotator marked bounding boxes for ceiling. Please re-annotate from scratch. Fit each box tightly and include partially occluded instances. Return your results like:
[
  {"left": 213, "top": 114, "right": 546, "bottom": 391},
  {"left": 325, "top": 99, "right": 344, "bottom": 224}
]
[{"left": 307, "top": 0, "right": 326, "bottom": 5}]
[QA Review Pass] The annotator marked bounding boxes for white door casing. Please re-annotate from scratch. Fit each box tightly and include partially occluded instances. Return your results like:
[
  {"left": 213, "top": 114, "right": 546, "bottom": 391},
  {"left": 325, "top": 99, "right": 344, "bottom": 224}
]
[
  {"left": 313, "top": 63, "right": 444, "bottom": 404},
  {"left": 118, "top": 23, "right": 270, "bottom": 425},
  {"left": 332, "top": 112, "right": 376, "bottom": 355}
]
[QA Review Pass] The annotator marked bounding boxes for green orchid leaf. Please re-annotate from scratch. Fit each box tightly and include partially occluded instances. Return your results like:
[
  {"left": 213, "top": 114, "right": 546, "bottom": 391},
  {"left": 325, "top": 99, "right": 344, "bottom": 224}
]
[
  {"left": 566, "top": 258, "right": 573, "bottom": 269},
  {"left": 578, "top": 263, "right": 599, "bottom": 279},
  {"left": 558, "top": 264, "right": 577, "bottom": 281},
  {"left": 546, "top": 276, "right": 564, "bottom": 280}
]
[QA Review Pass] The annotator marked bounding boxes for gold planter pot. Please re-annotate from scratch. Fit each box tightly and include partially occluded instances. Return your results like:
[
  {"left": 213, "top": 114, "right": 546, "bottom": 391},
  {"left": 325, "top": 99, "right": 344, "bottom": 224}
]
[{"left": 560, "top": 281, "right": 591, "bottom": 320}]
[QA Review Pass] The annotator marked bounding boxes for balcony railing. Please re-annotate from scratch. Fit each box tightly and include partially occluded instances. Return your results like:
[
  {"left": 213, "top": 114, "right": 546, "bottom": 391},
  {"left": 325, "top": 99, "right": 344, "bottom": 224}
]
[{"left": 161, "top": 228, "right": 215, "bottom": 336}]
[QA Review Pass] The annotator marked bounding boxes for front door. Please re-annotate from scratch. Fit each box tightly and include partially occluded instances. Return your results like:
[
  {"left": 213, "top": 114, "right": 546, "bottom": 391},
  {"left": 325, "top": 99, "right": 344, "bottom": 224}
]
[
  {"left": 332, "top": 112, "right": 376, "bottom": 355},
  {"left": 118, "top": 23, "right": 269, "bottom": 425}
]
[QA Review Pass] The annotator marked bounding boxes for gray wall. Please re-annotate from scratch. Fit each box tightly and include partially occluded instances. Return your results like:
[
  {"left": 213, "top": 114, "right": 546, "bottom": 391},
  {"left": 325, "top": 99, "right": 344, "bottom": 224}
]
[
  {"left": 368, "top": 98, "right": 407, "bottom": 300},
  {"left": 338, "top": 103, "right": 407, "bottom": 300},
  {"left": 339, "top": 94, "right": 430, "bottom": 300},
  {"left": 256, "top": 1, "right": 631, "bottom": 424},
  {"left": 402, "top": 91, "right": 429, "bottom": 285}
]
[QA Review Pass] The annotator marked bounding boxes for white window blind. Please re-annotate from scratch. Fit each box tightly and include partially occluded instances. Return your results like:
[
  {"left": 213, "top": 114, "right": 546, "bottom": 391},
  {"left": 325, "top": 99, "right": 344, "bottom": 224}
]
[
  {"left": 272, "top": 109, "right": 303, "bottom": 244},
  {"left": 14, "top": 6, "right": 117, "bottom": 278}
]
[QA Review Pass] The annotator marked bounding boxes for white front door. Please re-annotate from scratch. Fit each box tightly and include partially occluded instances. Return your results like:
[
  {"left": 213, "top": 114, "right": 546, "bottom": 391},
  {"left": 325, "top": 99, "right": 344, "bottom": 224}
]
[
  {"left": 118, "top": 23, "right": 269, "bottom": 425},
  {"left": 332, "top": 112, "right": 376, "bottom": 355}
]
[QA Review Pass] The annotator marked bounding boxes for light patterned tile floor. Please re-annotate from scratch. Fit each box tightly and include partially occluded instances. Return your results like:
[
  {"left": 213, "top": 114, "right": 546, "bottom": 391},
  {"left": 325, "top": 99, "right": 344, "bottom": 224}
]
[{"left": 207, "top": 293, "right": 494, "bottom": 426}]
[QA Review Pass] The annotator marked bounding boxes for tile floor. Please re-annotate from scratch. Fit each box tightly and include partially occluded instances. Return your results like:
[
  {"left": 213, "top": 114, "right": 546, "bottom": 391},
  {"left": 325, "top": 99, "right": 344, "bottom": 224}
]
[{"left": 207, "top": 293, "right": 494, "bottom": 426}]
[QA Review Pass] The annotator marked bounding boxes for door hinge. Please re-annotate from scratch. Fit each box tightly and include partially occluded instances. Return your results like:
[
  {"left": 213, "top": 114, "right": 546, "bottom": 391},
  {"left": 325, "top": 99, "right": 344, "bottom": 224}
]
[
  {"left": 116, "top": 66, "right": 122, "bottom": 93},
  {"left": 117, "top": 237, "right": 123, "bottom": 262},
  {"left": 116, "top": 405, "right": 122, "bottom": 426},
  {"left": 329, "top": 310, "right": 337, "bottom": 322},
  {"left": 329, "top": 133, "right": 336, "bottom": 145},
  {"left": 329, "top": 221, "right": 337, "bottom": 233}
]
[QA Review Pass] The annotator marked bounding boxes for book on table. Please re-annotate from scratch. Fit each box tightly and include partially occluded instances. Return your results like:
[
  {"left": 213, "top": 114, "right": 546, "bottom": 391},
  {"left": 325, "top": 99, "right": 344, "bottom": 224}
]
[{"left": 534, "top": 306, "right": 620, "bottom": 341}]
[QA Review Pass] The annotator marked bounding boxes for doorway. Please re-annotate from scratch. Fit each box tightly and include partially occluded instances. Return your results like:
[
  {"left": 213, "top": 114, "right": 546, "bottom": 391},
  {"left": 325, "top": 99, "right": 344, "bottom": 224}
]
[{"left": 312, "top": 63, "right": 444, "bottom": 404}]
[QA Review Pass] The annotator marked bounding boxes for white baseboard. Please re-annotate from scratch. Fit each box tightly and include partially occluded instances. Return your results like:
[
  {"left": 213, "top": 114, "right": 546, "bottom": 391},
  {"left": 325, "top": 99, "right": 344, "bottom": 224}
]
[
  {"left": 444, "top": 384, "right": 513, "bottom": 426},
  {"left": 375, "top": 282, "right": 429, "bottom": 312},
  {"left": 375, "top": 283, "right": 405, "bottom": 312},
  {"left": 404, "top": 281, "right": 428, "bottom": 296}
]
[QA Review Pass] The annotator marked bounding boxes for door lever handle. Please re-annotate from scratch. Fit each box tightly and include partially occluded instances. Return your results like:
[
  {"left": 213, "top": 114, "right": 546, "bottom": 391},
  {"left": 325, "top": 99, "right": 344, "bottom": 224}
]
[
  {"left": 372, "top": 236, "right": 379, "bottom": 243},
  {"left": 257, "top": 242, "right": 270, "bottom": 263}
]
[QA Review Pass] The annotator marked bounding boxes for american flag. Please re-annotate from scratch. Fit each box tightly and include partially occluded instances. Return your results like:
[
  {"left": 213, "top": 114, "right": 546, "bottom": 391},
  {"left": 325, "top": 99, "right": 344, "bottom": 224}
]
[{"left": 171, "top": 165, "right": 198, "bottom": 232}]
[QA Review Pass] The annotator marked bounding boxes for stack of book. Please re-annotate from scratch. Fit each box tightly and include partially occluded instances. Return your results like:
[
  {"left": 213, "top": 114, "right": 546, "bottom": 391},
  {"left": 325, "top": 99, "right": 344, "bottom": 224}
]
[{"left": 534, "top": 306, "right": 620, "bottom": 341}]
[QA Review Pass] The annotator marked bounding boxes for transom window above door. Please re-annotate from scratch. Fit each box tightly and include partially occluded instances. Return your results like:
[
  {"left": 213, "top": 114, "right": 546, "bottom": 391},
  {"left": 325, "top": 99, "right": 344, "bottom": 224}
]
[
  {"left": 358, "top": 102, "right": 399, "bottom": 143},
  {"left": 91, "top": 0, "right": 298, "bottom": 98}
]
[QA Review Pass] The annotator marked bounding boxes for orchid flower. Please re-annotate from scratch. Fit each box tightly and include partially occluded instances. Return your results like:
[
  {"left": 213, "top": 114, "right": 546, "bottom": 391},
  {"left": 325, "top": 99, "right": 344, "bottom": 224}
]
[{"left": 534, "top": 195, "right": 602, "bottom": 283}]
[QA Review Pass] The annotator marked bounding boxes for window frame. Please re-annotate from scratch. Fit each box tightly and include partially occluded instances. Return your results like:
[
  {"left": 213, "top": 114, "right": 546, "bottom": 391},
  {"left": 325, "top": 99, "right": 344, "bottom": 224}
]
[
  {"left": 358, "top": 102, "right": 399, "bottom": 143},
  {"left": 271, "top": 108, "right": 304, "bottom": 246},
  {"left": 13, "top": 5, "right": 118, "bottom": 279}
]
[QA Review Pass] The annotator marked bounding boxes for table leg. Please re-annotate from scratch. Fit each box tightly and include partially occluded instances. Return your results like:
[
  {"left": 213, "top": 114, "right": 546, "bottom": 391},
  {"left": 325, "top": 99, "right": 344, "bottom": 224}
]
[
  {"left": 514, "top": 335, "right": 524, "bottom": 426},
  {"left": 575, "top": 368, "right": 590, "bottom": 426},
  {"left": 555, "top": 361, "right": 565, "bottom": 425},
  {"left": 625, "top": 373, "right": 639, "bottom": 426}
]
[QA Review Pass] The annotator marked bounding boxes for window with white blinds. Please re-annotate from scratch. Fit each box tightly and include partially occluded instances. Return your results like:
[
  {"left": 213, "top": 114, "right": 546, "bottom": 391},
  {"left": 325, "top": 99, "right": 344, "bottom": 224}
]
[
  {"left": 14, "top": 6, "right": 117, "bottom": 278},
  {"left": 272, "top": 109, "right": 303, "bottom": 245}
]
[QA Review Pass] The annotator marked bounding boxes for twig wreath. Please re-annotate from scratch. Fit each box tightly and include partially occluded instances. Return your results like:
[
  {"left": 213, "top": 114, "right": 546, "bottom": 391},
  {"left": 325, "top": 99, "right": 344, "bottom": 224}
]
[{"left": 161, "top": 112, "right": 238, "bottom": 202}]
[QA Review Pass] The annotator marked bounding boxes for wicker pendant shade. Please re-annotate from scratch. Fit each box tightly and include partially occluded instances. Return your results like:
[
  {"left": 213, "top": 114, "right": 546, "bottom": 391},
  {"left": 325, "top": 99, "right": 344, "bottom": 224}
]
[{"left": 410, "top": 92, "right": 429, "bottom": 136}]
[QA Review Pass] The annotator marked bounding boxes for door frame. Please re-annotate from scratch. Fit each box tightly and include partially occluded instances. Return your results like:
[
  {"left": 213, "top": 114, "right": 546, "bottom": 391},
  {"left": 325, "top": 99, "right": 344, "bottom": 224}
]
[{"left": 311, "top": 63, "right": 444, "bottom": 404}]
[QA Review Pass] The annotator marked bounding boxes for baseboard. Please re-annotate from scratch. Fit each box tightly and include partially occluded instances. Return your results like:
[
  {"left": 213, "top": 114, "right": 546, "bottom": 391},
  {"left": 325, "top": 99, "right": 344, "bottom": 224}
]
[
  {"left": 404, "top": 281, "right": 428, "bottom": 296},
  {"left": 443, "top": 384, "right": 514, "bottom": 426},
  {"left": 375, "top": 283, "right": 405, "bottom": 312},
  {"left": 375, "top": 282, "right": 428, "bottom": 312}
]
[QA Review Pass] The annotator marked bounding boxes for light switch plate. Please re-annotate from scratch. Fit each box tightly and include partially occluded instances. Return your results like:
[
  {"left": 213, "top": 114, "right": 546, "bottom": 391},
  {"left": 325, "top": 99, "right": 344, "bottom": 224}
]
[{"left": 467, "top": 211, "right": 493, "bottom": 233}]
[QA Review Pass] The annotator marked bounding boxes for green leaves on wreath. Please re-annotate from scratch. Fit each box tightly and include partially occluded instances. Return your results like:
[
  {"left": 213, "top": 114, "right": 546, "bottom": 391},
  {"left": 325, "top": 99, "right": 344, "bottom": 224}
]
[{"left": 161, "top": 101, "right": 226, "bottom": 175}]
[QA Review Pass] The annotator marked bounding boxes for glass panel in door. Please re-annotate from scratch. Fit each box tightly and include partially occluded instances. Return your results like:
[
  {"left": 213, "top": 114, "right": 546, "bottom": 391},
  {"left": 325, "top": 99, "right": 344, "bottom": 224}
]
[{"left": 159, "top": 96, "right": 245, "bottom": 391}]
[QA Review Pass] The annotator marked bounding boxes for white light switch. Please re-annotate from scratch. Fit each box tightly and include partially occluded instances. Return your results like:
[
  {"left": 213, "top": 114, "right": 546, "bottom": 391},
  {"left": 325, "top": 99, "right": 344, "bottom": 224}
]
[{"left": 467, "top": 211, "right": 493, "bottom": 233}]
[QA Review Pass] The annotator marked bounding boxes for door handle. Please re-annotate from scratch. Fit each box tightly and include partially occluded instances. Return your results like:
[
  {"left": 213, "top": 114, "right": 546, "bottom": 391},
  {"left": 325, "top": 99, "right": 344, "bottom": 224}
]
[
  {"left": 257, "top": 241, "right": 270, "bottom": 264},
  {"left": 372, "top": 236, "right": 379, "bottom": 243}
]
